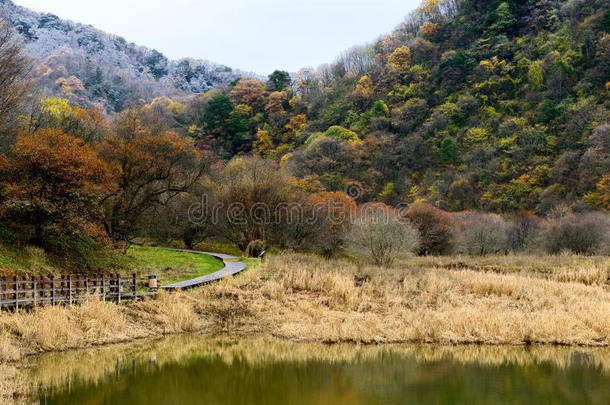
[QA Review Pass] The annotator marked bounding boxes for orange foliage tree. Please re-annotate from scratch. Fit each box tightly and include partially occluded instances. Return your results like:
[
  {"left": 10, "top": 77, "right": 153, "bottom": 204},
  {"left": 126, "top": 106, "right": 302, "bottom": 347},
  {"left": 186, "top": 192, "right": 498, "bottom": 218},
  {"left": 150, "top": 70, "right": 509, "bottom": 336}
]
[
  {"left": 229, "top": 79, "right": 266, "bottom": 109},
  {"left": 98, "top": 109, "right": 204, "bottom": 242},
  {"left": 0, "top": 129, "right": 114, "bottom": 244}
]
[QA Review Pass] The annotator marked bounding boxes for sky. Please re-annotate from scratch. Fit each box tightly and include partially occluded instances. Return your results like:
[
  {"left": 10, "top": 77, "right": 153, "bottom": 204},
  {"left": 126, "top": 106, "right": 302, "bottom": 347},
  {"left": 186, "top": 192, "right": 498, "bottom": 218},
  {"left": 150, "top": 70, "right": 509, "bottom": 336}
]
[{"left": 14, "top": 0, "right": 420, "bottom": 75}]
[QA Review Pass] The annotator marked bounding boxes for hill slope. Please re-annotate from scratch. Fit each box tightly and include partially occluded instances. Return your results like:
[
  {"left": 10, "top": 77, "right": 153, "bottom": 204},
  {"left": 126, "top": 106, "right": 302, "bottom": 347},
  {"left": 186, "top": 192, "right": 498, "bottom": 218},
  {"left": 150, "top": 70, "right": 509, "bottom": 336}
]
[
  {"left": 0, "top": 0, "right": 251, "bottom": 112},
  {"left": 188, "top": 0, "right": 608, "bottom": 214}
]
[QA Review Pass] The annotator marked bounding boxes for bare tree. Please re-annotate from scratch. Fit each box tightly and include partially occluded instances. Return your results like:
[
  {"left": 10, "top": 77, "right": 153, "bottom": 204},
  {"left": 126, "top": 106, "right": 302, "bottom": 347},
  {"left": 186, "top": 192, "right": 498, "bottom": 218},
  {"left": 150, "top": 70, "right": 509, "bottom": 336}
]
[
  {"left": 0, "top": 19, "right": 31, "bottom": 146},
  {"left": 454, "top": 212, "right": 509, "bottom": 255},
  {"left": 348, "top": 209, "right": 420, "bottom": 268}
]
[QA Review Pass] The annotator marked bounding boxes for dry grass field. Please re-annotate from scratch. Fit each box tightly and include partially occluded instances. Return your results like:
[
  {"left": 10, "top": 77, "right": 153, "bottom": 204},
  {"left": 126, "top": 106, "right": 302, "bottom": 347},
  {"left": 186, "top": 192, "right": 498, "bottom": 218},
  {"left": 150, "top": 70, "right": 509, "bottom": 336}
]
[{"left": 0, "top": 253, "right": 607, "bottom": 358}]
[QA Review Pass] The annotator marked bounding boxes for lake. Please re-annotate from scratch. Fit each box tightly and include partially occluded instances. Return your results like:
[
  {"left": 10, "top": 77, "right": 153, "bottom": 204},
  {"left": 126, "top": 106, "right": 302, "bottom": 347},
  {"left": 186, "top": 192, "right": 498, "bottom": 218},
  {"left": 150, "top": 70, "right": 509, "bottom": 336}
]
[{"left": 30, "top": 335, "right": 610, "bottom": 404}]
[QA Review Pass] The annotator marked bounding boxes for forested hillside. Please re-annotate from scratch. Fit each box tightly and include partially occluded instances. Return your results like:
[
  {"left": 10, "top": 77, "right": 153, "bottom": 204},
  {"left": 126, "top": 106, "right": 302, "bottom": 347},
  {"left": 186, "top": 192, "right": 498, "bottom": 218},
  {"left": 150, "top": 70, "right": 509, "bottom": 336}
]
[
  {"left": 0, "top": 0, "right": 250, "bottom": 113},
  {"left": 1, "top": 0, "right": 609, "bottom": 272},
  {"left": 150, "top": 0, "right": 608, "bottom": 214}
]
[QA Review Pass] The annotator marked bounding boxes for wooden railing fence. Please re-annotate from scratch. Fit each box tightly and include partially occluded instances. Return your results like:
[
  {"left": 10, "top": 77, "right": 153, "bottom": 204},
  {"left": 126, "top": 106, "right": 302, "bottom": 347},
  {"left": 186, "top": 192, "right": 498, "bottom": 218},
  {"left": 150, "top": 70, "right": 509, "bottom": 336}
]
[{"left": 0, "top": 273, "right": 141, "bottom": 310}]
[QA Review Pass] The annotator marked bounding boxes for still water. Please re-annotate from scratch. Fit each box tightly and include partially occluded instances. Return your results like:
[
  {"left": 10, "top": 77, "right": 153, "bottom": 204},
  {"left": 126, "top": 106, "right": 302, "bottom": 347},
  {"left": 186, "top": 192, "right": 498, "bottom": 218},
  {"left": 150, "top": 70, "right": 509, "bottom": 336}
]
[{"left": 31, "top": 336, "right": 610, "bottom": 404}]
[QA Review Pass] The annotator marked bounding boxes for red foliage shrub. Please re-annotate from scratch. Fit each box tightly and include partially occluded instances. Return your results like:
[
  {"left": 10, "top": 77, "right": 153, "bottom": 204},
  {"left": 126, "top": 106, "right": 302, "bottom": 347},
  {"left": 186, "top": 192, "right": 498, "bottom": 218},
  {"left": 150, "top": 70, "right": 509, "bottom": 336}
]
[{"left": 403, "top": 203, "right": 454, "bottom": 255}]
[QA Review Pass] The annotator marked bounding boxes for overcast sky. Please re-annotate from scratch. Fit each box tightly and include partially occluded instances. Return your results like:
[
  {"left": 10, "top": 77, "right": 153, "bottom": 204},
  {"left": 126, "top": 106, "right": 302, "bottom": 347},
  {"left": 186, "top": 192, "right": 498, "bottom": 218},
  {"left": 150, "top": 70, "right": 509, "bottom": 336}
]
[{"left": 14, "top": 0, "right": 420, "bottom": 75}]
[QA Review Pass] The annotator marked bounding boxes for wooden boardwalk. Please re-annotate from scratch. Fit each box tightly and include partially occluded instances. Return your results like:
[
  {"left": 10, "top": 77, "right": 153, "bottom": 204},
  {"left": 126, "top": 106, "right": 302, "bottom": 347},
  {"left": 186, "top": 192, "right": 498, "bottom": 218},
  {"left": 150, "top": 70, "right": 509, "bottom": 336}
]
[
  {"left": 156, "top": 248, "right": 247, "bottom": 290},
  {"left": 0, "top": 246, "right": 248, "bottom": 310}
]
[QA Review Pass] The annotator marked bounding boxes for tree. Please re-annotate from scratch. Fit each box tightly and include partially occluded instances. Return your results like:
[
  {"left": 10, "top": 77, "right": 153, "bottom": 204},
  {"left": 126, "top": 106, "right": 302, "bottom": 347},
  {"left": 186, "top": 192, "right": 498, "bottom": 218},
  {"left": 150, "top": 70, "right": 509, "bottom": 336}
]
[
  {"left": 543, "top": 214, "right": 609, "bottom": 255},
  {"left": 387, "top": 46, "right": 411, "bottom": 73},
  {"left": 348, "top": 209, "right": 420, "bottom": 267},
  {"left": 403, "top": 203, "right": 454, "bottom": 255},
  {"left": 229, "top": 79, "right": 265, "bottom": 108},
  {"left": 441, "top": 136, "right": 459, "bottom": 165},
  {"left": 602, "top": 9, "right": 610, "bottom": 33},
  {"left": 436, "top": 51, "right": 476, "bottom": 91},
  {"left": 267, "top": 70, "right": 291, "bottom": 91},
  {"left": 507, "top": 211, "right": 541, "bottom": 251},
  {"left": 202, "top": 93, "right": 234, "bottom": 133},
  {"left": 324, "top": 126, "right": 360, "bottom": 142},
  {"left": 585, "top": 175, "right": 610, "bottom": 211},
  {"left": 265, "top": 91, "right": 288, "bottom": 114},
  {"left": 26, "top": 97, "right": 109, "bottom": 144},
  {"left": 491, "top": 2, "right": 516, "bottom": 33},
  {"left": 454, "top": 212, "right": 509, "bottom": 255},
  {"left": 144, "top": 49, "right": 169, "bottom": 80},
  {"left": 0, "top": 20, "right": 30, "bottom": 140},
  {"left": 98, "top": 109, "right": 204, "bottom": 243},
  {"left": 213, "top": 156, "right": 297, "bottom": 251},
  {"left": 1, "top": 129, "right": 114, "bottom": 245}
]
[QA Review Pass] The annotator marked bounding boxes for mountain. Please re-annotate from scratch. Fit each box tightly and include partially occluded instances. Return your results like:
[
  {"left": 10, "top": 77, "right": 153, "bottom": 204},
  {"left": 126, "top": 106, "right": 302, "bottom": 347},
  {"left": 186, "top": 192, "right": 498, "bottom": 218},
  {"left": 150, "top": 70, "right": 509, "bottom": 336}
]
[
  {"left": 0, "top": 0, "right": 253, "bottom": 112},
  {"left": 168, "top": 0, "right": 609, "bottom": 214},
  {"left": 1, "top": 0, "right": 608, "bottom": 214}
]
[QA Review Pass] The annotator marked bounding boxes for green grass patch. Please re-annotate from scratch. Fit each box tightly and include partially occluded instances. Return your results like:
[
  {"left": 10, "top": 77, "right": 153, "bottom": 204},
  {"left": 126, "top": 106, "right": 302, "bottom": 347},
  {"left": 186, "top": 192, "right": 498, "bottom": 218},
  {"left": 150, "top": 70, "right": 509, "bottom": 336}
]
[
  {"left": 126, "top": 245, "right": 225, "bottom": 286},
  {"left": 192, "top": 241, "right": 244, "bottom": 257},
  {"left": 241, "top": 256, "right": 261, "bottom": 270}
]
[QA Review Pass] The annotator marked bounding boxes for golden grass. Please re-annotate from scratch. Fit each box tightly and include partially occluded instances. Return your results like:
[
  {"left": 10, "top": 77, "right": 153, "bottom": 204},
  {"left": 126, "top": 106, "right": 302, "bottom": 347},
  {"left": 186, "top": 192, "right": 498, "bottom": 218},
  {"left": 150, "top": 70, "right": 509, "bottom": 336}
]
[
  {"left": 193, "top": 253, "right": 610, "bottom": 346},
  {"left": 0, "top": 253, "right": 606, "bottom": 361}
]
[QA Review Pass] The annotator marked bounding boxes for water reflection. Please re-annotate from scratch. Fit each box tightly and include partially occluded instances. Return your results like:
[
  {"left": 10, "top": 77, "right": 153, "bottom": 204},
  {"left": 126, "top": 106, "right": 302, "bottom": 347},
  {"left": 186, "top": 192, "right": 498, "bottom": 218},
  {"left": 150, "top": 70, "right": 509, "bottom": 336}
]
[{"left": 29, "top": 335, "right": 610, "bottom": 404}]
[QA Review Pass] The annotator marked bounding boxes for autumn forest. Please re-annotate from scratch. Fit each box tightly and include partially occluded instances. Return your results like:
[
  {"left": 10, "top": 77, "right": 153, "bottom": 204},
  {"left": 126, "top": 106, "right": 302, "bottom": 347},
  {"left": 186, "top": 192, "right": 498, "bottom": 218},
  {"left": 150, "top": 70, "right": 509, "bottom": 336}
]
[{"left": 0, "top": 0, "right": 609, "bottom": 272}]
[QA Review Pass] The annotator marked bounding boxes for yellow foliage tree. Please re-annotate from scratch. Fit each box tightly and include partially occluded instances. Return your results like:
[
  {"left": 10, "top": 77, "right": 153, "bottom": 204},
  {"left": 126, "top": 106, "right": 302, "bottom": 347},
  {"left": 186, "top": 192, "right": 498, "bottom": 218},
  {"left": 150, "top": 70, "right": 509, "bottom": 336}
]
[
  {"left": 254, "top": 128, "right": 273, "bottom": 156},
  {"left": 387, "top": 46, "right": 412, "bottom": 73},
  {"left": 31, "top": 97, "right": 109, "bottom": 143},
  {"left": 585, "top": 175, "right": 610, "bottom": 211},
  {"left": 354, "top": 75, "right": 374, "bottom": 100}
]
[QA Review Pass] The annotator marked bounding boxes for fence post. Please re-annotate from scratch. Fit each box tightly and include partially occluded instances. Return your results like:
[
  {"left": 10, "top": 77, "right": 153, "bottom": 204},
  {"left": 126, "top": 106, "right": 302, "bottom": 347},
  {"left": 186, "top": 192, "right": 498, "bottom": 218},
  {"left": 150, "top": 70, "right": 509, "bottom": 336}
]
[
  {"left": 59, "top": 275, "right": 63, "bottom": 305},
  {"left": 32, "top": 276, "right": 37, "bottom": 307},
  {"left": 50, "top": 275, "right": 55, "bottom": 306},
  {"left": 68, "top": 275, "right": 72, "bottom": 305},
  {"left": 132, "top": 273, "right": 137, "bottom": 299},
  {"left": 102, "top": 274, "right": 106, "bottom": 302},
  {"left": 14, "top": 276, "right": 18, "bottom": 310},
  {"left": 84, "top": 275, "right": 89, "bottom": 301},
  {"left": 117, "top": 273, "right": 122, "bottom": 304},
  {"left": 40, "top": 276, "right": 44, "bottom": 306}
]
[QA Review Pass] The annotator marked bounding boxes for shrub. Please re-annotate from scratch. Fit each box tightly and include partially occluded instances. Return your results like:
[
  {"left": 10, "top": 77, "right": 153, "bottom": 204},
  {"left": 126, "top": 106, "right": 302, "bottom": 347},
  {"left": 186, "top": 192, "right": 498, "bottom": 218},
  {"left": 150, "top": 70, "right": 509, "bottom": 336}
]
[
  {"left": 246, "top": 240, "right": 266, "bottom": 258},
  {"left": 454, "top": 212, "right": 509, "bottom": 255},
  {"left": 347, "top": 210, "right": 419, "bottom": 267},
  {"left": 323, "top": 126, "right": 360, "bottom": 142},
  {"left": 403, "top": 203, "right": 454, "bottom": 255},
  {"left": 507, "top": 212, "right": 542, "bottom": 252},
  {"left": 543, "top": 213, "right": 610, "bottom": 255}
]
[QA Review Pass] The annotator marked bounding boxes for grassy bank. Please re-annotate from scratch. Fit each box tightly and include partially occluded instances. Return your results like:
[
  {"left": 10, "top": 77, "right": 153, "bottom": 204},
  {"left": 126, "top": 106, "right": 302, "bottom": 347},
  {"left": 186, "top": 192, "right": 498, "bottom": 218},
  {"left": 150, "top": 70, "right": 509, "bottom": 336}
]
[
  {"left": 126, "top": 245, "right": 225, "bottom": 286},
  {"left": 0, "top": 243, "right": 226, "bottom": 286},
  {"left": 0, "top": 253, "right": 607, "bottom": 358}
]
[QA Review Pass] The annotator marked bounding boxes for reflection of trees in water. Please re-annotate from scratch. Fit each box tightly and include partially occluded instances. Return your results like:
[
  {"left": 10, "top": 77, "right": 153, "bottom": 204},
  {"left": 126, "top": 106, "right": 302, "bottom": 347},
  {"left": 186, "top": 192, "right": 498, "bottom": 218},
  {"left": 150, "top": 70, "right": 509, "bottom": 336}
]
[{"left": 27, "top": 335, "right": 610, "bottom": 404}]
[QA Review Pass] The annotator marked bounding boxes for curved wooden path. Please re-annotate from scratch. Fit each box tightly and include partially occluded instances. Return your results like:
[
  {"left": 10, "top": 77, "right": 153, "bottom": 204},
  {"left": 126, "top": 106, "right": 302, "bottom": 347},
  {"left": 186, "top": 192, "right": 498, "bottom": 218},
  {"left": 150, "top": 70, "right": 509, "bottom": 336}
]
[
  {"left": 132, "top": 244, "right": 247, "bottom": 291},
  {"left": 160, "top": 248, "right": 246, "bottom": 290}
]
